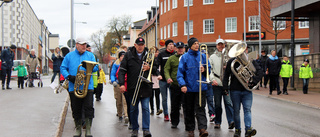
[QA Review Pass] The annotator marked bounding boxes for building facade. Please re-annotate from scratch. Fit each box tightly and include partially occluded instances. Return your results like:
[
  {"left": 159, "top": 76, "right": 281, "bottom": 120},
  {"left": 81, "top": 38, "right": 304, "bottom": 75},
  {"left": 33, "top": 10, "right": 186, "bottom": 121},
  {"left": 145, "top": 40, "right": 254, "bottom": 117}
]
[
  {"left": 158, "top": 0, "right": 309, "bottom": 56},
  {"left": 139, "top": 6, "right": 159, "bottom": 49}
]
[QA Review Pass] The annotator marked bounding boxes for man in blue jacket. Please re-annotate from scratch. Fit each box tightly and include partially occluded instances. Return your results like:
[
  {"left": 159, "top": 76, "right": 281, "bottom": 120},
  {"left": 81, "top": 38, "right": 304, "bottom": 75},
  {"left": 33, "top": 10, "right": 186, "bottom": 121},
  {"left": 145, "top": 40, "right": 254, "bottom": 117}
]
[
  {"left": 177, "top": 37, "right": 211, "bottom": 137},
  {"left": 0, "top": 44, "right": 16, "bottom": 90},
  {"left": 60, "top": 37, "right": 98, "bottom": 137}
]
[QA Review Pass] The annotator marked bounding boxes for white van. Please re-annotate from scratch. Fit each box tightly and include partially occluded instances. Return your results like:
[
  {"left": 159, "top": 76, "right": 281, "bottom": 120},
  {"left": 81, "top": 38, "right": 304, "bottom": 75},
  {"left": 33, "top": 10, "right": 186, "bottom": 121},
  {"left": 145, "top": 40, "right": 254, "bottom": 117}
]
[{"left": 12, "top": 60, "right": 28, "bottom": 78}]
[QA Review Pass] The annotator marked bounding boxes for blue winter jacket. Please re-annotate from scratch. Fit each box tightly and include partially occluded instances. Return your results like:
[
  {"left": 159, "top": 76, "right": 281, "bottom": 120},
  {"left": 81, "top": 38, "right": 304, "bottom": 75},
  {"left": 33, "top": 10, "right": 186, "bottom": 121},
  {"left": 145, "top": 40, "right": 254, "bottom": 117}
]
[
  {"left": 177, "top": 49, "right": 211, "bottom": 92},
  {"left": 110, "top": 62, "right": 120, "bottom": 83},
  {"left": 1, "top": 49, "right": 14, "bottom": 70},
  {"left": 60, "top": 49, "right": 99, "bottom": 92}
]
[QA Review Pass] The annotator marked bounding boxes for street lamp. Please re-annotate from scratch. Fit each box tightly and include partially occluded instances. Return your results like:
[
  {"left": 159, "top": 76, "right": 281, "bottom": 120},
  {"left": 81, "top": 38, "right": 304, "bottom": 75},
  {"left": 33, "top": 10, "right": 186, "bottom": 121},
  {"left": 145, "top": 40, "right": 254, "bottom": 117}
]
[
  {"left": 74, "top": 21, "right": 87, "bottom": 41},
  {"left": 71, "top": 0, "right": 89, "bottom": 50},
  {"left": 1, "top": 0, "right": 13, "bottom": 50}
]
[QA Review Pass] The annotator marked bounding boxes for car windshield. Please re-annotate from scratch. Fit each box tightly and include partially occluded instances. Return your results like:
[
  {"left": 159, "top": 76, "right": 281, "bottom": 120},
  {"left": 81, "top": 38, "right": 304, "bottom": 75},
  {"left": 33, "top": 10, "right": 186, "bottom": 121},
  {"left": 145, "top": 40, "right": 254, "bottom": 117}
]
[{"left": 13, "top": 60, "right": 26, "bottom": 67}]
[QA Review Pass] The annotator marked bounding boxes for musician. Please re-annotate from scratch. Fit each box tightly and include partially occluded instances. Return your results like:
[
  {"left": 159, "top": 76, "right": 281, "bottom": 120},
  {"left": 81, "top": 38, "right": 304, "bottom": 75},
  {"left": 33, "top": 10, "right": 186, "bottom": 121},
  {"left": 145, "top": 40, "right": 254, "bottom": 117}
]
[
  {"left": 60, "top": 37, "right": 98, "bottom": 137},
  {"left": 164, "top": 42, "right": 185, "bottom": 128},
  {"left": 223, "top": 47, "right": 262, "bottom": 137},
  {"left": 209, "top": 38, "right": 235, "bottom": 129},
  {"left": 157, "top": 39, "right": 176, "bottom": 121},
  {"left": 118, "top": 37, "right": 156, "bottom": 137},
  {"left": 177, "top": 37, "right": 210, "bottom": 137}
]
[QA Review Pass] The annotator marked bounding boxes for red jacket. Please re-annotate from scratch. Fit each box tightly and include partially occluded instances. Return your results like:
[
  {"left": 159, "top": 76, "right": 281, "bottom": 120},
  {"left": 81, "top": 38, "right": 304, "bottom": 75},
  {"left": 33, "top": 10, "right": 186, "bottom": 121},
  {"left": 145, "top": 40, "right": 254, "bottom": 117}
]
[{"left": 116, "top": 66, "right": 127, "bottom": 92}]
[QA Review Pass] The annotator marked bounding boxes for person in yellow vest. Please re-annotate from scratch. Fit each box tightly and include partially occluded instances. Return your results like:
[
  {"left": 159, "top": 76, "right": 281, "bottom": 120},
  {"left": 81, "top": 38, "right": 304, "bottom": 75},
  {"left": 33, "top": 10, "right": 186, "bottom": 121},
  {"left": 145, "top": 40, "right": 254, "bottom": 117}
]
[
  {"left": 93, "top": 65, "right": 106, "bottom": 101},
  {"left": 299, "top": 59, "right": 313, "bottom": 94},
  {"left": 279, "top": 55, "right": 293, "bottom": 95}
]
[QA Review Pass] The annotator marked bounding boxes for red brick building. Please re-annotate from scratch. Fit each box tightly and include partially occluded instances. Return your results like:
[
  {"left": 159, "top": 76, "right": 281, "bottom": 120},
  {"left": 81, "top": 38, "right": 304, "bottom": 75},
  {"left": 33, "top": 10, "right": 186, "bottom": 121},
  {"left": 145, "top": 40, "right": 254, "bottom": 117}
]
[{"left": 158, "top": 0, "right": 309, "bottom": 56}]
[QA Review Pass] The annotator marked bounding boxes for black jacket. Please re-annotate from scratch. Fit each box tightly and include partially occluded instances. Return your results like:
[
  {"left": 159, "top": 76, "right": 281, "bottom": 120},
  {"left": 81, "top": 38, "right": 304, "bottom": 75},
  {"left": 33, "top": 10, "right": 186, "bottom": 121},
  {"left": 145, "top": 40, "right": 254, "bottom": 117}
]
[
  {"left": 118, "top": 47, "right": 157, "bottom": 98},
  {"left": 265, "top": 58, "right": 281, "bottom": 75},
  {"left": 259, "top": 55, "right": 268, "bottom": 72},
  {"left": 223, "top": 57, "right": 263, "bottom": 91},
  {"left": 157, "top": 49, "right": 175, "bottom": 81},
  {"left": 52, "top": 54, "right": 63, "bottom": 72},
  {"left": 1, "top": 49, "right": 14, "bottom": 70}
]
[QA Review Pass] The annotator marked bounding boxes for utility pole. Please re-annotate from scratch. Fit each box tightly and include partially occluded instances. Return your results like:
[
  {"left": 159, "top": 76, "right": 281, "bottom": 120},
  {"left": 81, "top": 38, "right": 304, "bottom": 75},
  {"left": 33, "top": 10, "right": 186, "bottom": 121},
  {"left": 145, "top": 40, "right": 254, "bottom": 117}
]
[{"left": 290, "top": 0, "right": 295, "bottom": 88}]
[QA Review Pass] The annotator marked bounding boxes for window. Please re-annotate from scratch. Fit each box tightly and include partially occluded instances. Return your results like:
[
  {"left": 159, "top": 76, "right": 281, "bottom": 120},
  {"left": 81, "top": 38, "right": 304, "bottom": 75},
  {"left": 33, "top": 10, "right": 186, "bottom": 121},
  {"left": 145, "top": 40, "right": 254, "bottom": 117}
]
[
  {"left": 160, "top": 27, "right": 163, "bottom": 39},
  {"left": 168, "top": 24, "right": 170, "bottom": 38},
  {"left": 249, "top": 16, "right": 259, "bottom": 31},
  {"left": 164, "top": 26, "right": 167, "bottom": 39},
  {"left": 225, "top": 0, "right": 236, "bottom": 2},
  {"left": 225, "top": 17, "right": 237, "bottom": 32},
  {"left": 204, "top": 0, "right": 214, "bottom": 4},
  {"left": 184, "top": 20, "right": 193, "bottom": 35},
  {"left": 164, "top": 0, "right": 166, "bottom": 13},
  {"left": 203, "top": 19, "right": 214, "bottom": 34},
  {"left": 168, "top": 0, "right": 170, "bottom": 11},
  {"left": 273, "top": 17, "right": 286, "bottom": 30},
  {"left": 184, "top": 0, "right": 193, "bottom": 6},
  {"left": 299, "top": 17, "right": 309, "bottom": 28},
  {"left": 172, "top": 0, "right": 177, "bottom": 9},
  {"left": 173, "top": 22, "right": 178, "bottom": 37},
  {"left": 160, "top": 2, "right": 163, "bottom": 15}
]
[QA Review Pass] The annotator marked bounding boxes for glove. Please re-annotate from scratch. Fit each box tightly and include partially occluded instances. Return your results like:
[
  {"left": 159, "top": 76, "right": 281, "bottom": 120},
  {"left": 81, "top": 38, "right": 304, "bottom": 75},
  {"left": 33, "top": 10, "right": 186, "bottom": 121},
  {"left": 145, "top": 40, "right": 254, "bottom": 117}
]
[
  {"left": 81, "top": 61, "right": 87, "bottom": 69},
  {"left": 112, "top": 81, "right": 118, "bottom": 87},
  {"left": 248, "top": 82, "right": 257, "bottom": 89},
  {"left": 68, "top": 75, "right": 76, "bottom": 83}
]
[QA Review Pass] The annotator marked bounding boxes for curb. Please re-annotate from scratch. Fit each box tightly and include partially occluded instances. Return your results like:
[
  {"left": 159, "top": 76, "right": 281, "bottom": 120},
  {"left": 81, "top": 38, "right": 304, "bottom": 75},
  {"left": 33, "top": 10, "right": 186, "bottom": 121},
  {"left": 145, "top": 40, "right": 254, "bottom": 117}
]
[
  {"left": 253, "top": 92, "right": 320, "bottom": 110},
  {"left": 55, "top": 96, "right": 70, "bottom": 137}
]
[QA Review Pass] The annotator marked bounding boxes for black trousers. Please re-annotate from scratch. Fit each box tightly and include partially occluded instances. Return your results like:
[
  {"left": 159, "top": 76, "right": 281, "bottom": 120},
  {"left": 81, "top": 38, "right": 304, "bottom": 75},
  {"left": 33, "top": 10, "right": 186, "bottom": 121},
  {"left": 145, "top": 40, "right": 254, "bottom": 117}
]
[
  {"left": 269, "top": 75, "right": 280, "bottom": 93},
  {"left": 1, "top": 69, "right": 12, "bottom": 86},
  {"left": 260, "top": 74, "right": 269, "bottom": 87},
  {"left": 69, "top": 91, "right": 94, "bottom": 120},
  {"left": 282, "top": 78, "right": 289, "bottom": 92},
  {"left": 170, "top": 84, "right": 185, "bottom": 126},
  {"left": 18, "top": 77, "right": 24, "bottom": 88},
  {"left": 124, "top": 92, "right": 132, "bottom": 124},
  {"left": 184, "top": 91, "right": 207, "bottom": 131},
  {"left": 150, "top": 88, "right": 160, "bottom": 111},
  {"left": 95, "top": 84, "right": 103, "bottom": 99}
]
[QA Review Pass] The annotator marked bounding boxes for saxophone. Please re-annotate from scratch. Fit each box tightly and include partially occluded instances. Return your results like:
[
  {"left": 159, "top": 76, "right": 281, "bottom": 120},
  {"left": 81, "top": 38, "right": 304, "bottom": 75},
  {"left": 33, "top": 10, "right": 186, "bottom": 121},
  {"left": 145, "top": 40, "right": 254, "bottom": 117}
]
[{"left": 74, "top": 61, "right": 99, "bottom": 98}]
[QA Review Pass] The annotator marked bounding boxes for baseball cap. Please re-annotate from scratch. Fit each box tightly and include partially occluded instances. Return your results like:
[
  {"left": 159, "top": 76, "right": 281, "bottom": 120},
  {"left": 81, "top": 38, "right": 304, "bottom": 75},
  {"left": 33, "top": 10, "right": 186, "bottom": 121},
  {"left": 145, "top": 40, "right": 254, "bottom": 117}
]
[
  {"left": 216, "top": 39, "right": 225, "bottom": 44},
  {"left": 135, "top": 37, "right": 145, "bottom": 45},
  {"left": 176, "top": 42, "right": 185, "bottom": 48},
  {"left": 304, "top": 59, "right": 309, "bottom": 63},
  {"left": 76, "top": 37, "right": 88, "bottom": 44}
]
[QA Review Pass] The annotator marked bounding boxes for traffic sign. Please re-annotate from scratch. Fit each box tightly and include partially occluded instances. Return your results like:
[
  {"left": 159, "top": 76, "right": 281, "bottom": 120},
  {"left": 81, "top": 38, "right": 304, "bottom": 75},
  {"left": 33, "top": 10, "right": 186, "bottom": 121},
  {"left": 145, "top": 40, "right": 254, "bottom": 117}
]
[{"left": 111, "top": 47, "right": 118, "bottom": 54}]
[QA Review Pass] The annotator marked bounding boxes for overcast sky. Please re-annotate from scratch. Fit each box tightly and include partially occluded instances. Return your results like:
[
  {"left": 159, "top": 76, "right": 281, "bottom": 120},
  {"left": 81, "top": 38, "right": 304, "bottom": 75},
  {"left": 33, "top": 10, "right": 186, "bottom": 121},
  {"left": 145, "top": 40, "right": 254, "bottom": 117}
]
[{"left": 28, "top": 0, "right": 157, "bottom": 46}]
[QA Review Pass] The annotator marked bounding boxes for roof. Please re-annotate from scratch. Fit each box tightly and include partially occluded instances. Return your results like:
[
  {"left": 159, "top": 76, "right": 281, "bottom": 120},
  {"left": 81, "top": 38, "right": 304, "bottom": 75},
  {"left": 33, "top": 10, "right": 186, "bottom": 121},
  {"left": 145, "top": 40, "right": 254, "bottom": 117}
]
[
  {"left": 139, "top": 9, "right": 159, "bottom": 36},
  {"left": 132, "top": 19, "right": 147, "bottom": 29}
]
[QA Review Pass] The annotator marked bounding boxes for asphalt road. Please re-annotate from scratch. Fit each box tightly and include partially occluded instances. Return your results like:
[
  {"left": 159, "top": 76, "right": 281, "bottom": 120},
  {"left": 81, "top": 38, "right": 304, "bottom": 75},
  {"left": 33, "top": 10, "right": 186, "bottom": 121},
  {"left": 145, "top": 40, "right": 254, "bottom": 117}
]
[{"left": 61, "top": 77, "right": 320, "bottom": 137}]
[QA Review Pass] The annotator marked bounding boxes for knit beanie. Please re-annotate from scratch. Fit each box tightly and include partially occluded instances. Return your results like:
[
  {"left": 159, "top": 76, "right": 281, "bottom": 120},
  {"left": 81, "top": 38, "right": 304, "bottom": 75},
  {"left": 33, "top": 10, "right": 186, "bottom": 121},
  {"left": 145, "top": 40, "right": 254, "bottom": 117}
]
[
  {"left": 188, "top": 37, "right": 198, "bottom": 48},
  {"left": 118, "top": 51, "right": 126, "bottom": 58},
  {"left": 165, "top": 39, "right": 174, "bottom": 47}
]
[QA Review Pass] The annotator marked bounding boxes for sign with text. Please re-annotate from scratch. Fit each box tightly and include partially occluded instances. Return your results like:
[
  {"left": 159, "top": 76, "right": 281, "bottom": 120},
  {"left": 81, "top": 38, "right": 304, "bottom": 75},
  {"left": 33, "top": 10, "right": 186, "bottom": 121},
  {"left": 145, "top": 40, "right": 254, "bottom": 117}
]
[{"left": 243, "top": 32, "right": 266, "bottom": 40}]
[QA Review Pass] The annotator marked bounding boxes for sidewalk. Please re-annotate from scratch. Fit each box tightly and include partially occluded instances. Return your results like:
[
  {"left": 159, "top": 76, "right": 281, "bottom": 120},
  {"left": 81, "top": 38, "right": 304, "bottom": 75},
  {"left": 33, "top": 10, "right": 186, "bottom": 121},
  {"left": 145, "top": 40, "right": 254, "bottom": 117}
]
[{"left": 253, "top": 86, "right": 320, "bottom": 109}]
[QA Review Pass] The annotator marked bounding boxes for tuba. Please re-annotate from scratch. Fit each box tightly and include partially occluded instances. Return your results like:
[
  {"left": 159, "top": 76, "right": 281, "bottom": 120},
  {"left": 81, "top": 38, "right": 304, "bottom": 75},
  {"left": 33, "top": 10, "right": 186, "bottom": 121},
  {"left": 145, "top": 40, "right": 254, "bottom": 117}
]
[
  {"left": 74, "top": 61, "right": 99, "bottom": 98},
  {"left": 228, "top": 41, "right": 259, "bottom": 91},
  {"left": 220, "top": 40, "right": 241, "bottom": 81}
]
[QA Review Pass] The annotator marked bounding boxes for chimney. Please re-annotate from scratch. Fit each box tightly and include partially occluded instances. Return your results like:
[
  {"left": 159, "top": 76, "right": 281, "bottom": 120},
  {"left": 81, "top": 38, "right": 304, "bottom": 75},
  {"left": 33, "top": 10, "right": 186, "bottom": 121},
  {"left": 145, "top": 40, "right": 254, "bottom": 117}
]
[
  {"left": 147, "top": 11, "right": 152, "bottom": 22},
  {"left": 151, "top": 6, "right": 158, "bottom": 18}
]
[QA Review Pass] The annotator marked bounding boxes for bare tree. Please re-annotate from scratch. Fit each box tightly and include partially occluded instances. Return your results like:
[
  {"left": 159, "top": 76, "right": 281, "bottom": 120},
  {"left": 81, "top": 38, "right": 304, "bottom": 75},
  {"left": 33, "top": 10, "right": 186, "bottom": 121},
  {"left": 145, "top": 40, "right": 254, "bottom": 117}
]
[
  {"left": 106, "top": 15, "right": 132, "bottom": 46},
  {"left": 90, "top": 28, "right": 107, "bottom": 63}
]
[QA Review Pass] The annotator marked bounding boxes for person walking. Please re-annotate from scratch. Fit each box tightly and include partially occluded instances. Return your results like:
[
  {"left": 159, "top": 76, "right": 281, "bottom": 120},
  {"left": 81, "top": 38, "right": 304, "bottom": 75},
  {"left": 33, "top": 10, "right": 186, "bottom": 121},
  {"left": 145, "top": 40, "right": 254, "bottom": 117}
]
[
  {"left": 60, "top": 37, "right": 99, "bottom": 137},
  {"left": 150, "top": 47, "right": 162, "bottom": 116},
  {"left": 164, "top": 41, "right": 186, "bottom": 128},
  {"left": 118, "top": 37, "right": 156, "bottom": 137},
  {"left": 0, "top": 44, "right": 16, "bottom": 90},
  {"left": 299, "top": 59, "right": 313, "bottom": 94},
  {"left": 209, "top": 38, "right": 235, "bottom": 129},
  {"left": 177, "top": 37, "right": 210, "bottom": 137},
  {"left": 26, "top": 49, "right": 40, "bottom": 87},
  {"left": 265, "top": 50, "right": 282, "bottom": 95},
  {"left": 279, "top": 55, "right": 292, "bottom": 95},
  {"left": 259, "top": 50, "right": 268, "bottom": 88},
  {"left": 94, "top": 65, "right": 106, "bottom": 101},
  {"left": 157, "top": 39, "right": 175, "bottom": 121},
  {"left": 13, "top": 61, "right": 28, "bottom": 89},
  {"left": 51, "top": 47, "right": 63, "bottom": 83},
  {"left": 223, "top": 46, "right": 262, "bottom": 137}
]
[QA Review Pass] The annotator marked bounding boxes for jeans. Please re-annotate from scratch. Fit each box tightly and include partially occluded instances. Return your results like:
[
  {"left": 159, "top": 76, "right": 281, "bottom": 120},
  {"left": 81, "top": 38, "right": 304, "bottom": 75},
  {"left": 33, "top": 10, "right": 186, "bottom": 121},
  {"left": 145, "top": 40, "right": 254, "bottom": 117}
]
[
  {"left": 68, "top": 91, "right": 94, "bottom": 120},
  {"left": 230, "top": 90, "right": 253, "bottom": 131},
  {"left": 213, "top": 86, "right": 234, "bottom": 125},
  {"left": 184, "top": 91, "right": 207, "bottom": 131},
  {"left": 150, "top": 88, "right": 161, "bottom": 111},
  {"left": 130, "top": 97, "right": 150, "bottom": 131},
  {"left": 170, "top": 84, "right": 185, "bottom": 126},
  {"left": 1, "top": 69, "right": 12, "bottom": 86},
  {"left": 206, "top": 85, "right": 215, "bottom": 116},
  {"left": 51, "top": 71, "right": 60, "bottom": 83},
  {"left": 282, "top": 78, "right": 289, "bottom": 92},
  {"left": 303, "top": 79, "right": 309, "bottom": 94},
  {"left": 269, "top": 75, "right": 280, "bottom": 93},
  {"left": 124, "top": 92, "right": 132, "bottom": 125},
  {"left": 159, "top": 80, "right": 171, "bottom": 115}
]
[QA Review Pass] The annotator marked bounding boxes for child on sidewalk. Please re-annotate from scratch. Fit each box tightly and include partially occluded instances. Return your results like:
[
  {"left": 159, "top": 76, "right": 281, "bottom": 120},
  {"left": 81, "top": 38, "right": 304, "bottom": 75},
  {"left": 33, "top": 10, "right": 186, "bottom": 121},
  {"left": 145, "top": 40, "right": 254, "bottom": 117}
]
[
  {"left": 299, "top": 59, "right": 313, "bottom": 94},
  {"left": 95, "top": 65, "right": 106, "bottom": 101},
  {"left": 13, "top": 61, "right": 28, "bottom": 89}
]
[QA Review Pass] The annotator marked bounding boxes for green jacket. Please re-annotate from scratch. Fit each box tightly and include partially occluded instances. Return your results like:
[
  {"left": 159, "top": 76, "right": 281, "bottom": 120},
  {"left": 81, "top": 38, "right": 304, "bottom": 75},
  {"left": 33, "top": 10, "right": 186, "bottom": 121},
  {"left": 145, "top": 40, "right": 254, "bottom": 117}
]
[
  {"left": 13, "top": 65, "right": 28, "bottom": 77},
  {"left": 280, "top": 60, "right": 293, "bottom": 78},
  {"left": 164, "top": 53, "right": 182, "bottom": 86},
  {"left": 299, "top": 63, "right": 313, "bottom": 79}
]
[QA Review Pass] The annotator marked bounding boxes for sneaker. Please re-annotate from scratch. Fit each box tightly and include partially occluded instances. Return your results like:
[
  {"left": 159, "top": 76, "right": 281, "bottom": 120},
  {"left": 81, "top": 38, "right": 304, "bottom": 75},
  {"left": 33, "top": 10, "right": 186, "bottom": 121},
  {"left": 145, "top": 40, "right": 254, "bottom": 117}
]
[
  {"left": 131, "top": 130, "right": 138, "bottom": 137},
  {"left": 245, "top": 127, "right": 257, "bottom": 137},
  {"left": 124, "top": 117, "right": 129, "bottom": 125},
  {"left": 128, "top": 124, "right": 133, "bottom": 130},
  {"left": 171, "top": 124, "right": 178, "bottom": 128},
  {"left": 150, "top": 110, "right": 154, "bottom": 115},
  {"left": 229, "top": 121, "right": 235, "bottom": 129},
  {"left": 234, "top": 129, "right": 241, "bottom": 137},
  {"left": 210, "top": 114, "right": 215, "bottom": 123},
  {"left": 156, "top": 109, "right": 163, "bottom": 115},
  {"left": 143, "top": 130, "right": 152, "bottom": 137},
  {"left": 164, "top": 114, "right": 169, "bottom": 121},
  {"left": 214, "top": 124, "right": 220, "bottom": 129}
]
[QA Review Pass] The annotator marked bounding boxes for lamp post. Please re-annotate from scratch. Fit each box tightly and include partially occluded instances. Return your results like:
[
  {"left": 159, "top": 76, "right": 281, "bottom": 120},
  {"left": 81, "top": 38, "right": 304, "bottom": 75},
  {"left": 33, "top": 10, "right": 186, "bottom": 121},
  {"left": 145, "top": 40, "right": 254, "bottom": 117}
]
[
  {"left": 71, "top": 1, "right": 89, "bottom": 51},
  {"left": 74, "top": 21, "right": 87, "bottom": 41},
  {"left": 1, "top": 0, "right": 13, "bottom": 50}
]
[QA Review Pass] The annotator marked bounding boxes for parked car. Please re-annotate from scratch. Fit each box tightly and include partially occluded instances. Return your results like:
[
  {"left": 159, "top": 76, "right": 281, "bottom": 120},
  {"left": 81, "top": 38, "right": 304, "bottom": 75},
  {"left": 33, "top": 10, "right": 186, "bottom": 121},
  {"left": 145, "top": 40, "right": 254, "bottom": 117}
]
[{"left": 11, "top": 60, "right": 28, "bottom": 78}]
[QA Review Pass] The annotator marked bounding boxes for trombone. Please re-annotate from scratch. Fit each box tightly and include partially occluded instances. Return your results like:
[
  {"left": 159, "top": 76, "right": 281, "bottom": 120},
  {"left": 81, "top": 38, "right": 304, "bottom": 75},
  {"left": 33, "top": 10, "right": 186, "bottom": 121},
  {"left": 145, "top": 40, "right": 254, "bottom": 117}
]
[
  {"left": 198, "top": 44, "right": 211, "bottom": 107},
  {"left": 131, "top": 47, "right": 155, "bottom": 106}
]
